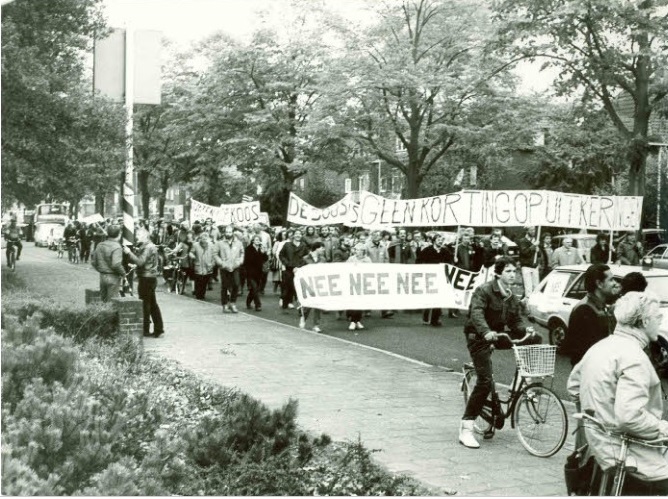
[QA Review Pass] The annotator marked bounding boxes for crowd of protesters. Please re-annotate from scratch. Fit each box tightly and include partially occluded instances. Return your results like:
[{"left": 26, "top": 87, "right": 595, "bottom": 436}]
[{"left": 56, "top": 213, "right": 648, "bottom": 335}]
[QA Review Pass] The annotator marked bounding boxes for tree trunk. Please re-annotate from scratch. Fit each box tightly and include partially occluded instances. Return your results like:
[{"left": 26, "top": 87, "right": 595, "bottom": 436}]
[
  {"left": 137, "top": 170, "right": 151, "bottom": 219},
  {"left": 405, "top": 160, "right": 422, "bottom": 199},
  {"left": 158, "top": 175, "right": 169, "bottom": 218},
  {"left": 95, "top": 191, "right": 105, "bottom": 216}
]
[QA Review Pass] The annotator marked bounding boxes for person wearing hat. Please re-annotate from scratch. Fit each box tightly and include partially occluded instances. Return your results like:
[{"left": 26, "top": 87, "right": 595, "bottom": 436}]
[{"left": 91, "top": 225, "right": 126, "bottom": 302}]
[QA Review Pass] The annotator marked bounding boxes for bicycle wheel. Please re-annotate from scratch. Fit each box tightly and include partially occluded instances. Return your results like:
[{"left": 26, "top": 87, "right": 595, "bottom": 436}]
[
  {"left": 462, "top": 369, "right": 493, "bottom": 436},
  {"left": 513, "top": 384, "right": 568, "bottom": 457},
  {"left": 175, "top": 271, "right": 187, "bottom": 295}
]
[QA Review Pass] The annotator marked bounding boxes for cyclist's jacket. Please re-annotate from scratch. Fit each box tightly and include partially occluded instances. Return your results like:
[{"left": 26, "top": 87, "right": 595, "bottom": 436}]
[
  {"left": 463, "top": 278, "right": 527, "bottom": 354},
  {"left": 126, "top": 241, "right": 159, "bottom": 278},
  {"left": 91, "top": 239, "right": 125, "bottom": 277},
  {"left": 568, "top": 325, "right": 668, "bottom": 481}
]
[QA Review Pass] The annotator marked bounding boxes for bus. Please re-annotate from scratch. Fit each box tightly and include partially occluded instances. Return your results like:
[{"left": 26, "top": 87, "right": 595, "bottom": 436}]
[{"left": 33, "top": 203, "right": 69, "bottom": 247}]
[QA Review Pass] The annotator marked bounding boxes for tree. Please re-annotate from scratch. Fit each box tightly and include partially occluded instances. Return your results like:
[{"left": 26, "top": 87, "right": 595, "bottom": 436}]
[
  {"left": 494, "top": 0, "right": 668, "bottom": 197},
  {"left": 1, "top": 0, "right": 115, "bottom": 210},
  {"left": 328, "top": 0, "right": 520, "bottom": 199}
]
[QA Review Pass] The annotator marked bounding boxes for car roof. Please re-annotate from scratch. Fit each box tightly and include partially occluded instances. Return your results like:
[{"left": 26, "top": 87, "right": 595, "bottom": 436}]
[{"left": 552, "top": 263, "right": 668, "bottom": 277}]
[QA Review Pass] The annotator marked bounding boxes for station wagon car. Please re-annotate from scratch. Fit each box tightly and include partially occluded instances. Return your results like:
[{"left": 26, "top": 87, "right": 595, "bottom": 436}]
[{"left": 526, "top": 264, "right": 668, "bottom": 347}]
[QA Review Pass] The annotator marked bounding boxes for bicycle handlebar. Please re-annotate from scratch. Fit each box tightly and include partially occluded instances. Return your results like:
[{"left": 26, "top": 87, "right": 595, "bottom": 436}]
[
  {"left": 493, "top": 331, "right": 535, "bottom": 345},
  {"left": 575, "top": 413, "right": 668, "bottom": 447}
]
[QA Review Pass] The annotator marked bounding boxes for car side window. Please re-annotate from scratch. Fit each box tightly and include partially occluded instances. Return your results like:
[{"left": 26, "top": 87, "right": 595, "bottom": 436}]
[
  {"left": 543, "top": 271, "right": 577, "bottom": 296},
  {"left": 565, "top": 275, "right": 587, "bottom": 300}
]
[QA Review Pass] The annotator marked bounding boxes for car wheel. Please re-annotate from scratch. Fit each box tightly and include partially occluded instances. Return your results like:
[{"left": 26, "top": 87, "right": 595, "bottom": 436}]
[{"left": 548, "top": 320, "right": 567, "bottom": 348}]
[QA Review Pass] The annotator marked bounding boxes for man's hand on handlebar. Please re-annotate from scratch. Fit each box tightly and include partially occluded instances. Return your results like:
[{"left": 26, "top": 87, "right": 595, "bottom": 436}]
[{"left": 485, "top": 328, "right": 537, "bottom": 345}]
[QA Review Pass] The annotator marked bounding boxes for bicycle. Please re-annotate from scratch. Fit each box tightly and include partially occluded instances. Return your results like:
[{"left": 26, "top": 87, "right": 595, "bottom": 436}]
[
  {"left": 5, "top": 239, "right": 19, "bottom": 270},
  {"left": 163, "top": 255, "right": 188, "bottom": 295},
  {"left": 574, "top": 412, "right": 668, "bottom": 495},
  {"left": 67, "top": 237, "right": 80, "bottom": 264},
  {"left": 120, "top": 264, "right": 136, "bottom": 297},
  {"left": 461, "top": 333, "right": 568, "bottom": 457}
]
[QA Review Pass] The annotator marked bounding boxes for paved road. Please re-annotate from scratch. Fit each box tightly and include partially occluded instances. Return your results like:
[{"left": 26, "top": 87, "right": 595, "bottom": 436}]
[{"left": 10, "top": 244, "right": 573, "bottom": 496}]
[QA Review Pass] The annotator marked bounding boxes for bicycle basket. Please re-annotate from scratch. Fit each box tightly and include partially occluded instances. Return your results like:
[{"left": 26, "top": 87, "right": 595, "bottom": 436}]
[{"left": 513, "top": 345, "right": 557, "bottom": 377}]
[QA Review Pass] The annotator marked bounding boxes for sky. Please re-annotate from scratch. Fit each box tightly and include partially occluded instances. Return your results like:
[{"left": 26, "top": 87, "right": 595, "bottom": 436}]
[{"left": 102, "top": 0, "right": 557, "bottom": 94}]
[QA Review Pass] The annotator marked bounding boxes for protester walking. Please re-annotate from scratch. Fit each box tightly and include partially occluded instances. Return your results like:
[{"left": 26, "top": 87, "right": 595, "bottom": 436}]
[
  {"left": 417, "top": 233, "right": 451, "bottom": 327},
  {"left": 279, "top": 228, "right": 308, "bottom": 311},
  {"left": 517, "top": 226, "right": 540, "bottom": 296},
  {"left": 214, "top": 225, "right": 245, "bottom": 313},
  {"left": 346, "top": 243, "right": 371, "bottom": 330},
  {"left": 190, "top": 232, "right": 216, "bottom": 300},
  {"left": 244, "top": 234, "right": 268, "bottom": 311},
  {"left": 299, "top": 242, "right": 326, "bottom": 332}
]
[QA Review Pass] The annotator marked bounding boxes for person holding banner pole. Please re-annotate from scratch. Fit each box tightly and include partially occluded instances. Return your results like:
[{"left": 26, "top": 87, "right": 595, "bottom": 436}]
[
  {"left": 417, "top": 233, "right": 451, "bottom": 327},
  {"left": 298, "top": 242, "right": 325, "bottom": 333},
  {"left": 279, "top": 229, "right": 309, "bottom": 311},
  {"left": 518, "top": 226, "right": 540, "bottom": 298},
  {"left": 346, "top": 243, "right": 372, "bottom": 330}
]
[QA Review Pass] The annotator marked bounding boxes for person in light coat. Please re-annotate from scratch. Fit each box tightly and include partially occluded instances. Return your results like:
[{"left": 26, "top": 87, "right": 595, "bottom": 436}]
[{"left": 567, "top": 291, "right": 668, "bottom": 495}]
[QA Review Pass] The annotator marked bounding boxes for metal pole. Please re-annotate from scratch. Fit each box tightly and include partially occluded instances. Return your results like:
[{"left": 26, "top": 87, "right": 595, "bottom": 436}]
[
  {"left": 608, "top": 230, "right": 614, "bottom": 264},
  {"left": 658, "top": 146, "right": 663, "bottom": 230},
  {"left": 533, "top": 226, "right": 541, "bottom": 265},
  {"left": 122, "top": 26, "right": 135, "bottom": 247}
]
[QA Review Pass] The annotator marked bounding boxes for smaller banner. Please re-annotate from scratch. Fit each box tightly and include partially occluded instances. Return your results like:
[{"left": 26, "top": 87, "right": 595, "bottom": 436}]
[
  {"left": 444, "top": 264, "right": 484, "bottom": 310},
  {"left": 82, "top": 213, "right": 105, "bottom": 224},
  {"left": 190, "top": 199, "right": 261, "bottom": 226},
  {"left": 286, "top": 192, "right": 356, "bottom": 226},
  {"left": 258, "top": 212, "right": 270, "bottom": 225}
]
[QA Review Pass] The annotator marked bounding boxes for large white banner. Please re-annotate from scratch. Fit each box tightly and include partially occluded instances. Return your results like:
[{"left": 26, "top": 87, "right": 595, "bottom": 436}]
[
  {"left": 190, "top": 199, "right": 262, "bottom": 226},
  {"left": 349, "top": 190, "right": 642, "bottom": 231},
  {"left": 286, "top": 192, "right": 356, "bottom": 226},
  {"left": 294, "top": 262, "right": 484, "bottom": 310}
]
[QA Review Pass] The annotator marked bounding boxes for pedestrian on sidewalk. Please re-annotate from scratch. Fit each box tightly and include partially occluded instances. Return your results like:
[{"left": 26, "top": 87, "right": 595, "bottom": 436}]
[
  {"left": 459, "top": 256, "right": 540, "bottom": 449},
  {"left": 190, "top": 232, "right": 215, "bottom": 300},
  {"left": 346, "top": 243, "right": 371, "bottom": 331},
  {"left": 123, "top": 229, "right": 165, "bottom": 338},
  {"left": 298, "top": 241, "right": 326, "bottom": 333},
  {"left": 244, "top": 234, "right": 268, "bottom": 311},
  {"left": 91, "top": 224, "right": 125, "bottom": 302},
  {"left": 214, "top": 225, "right": 245, "bottom": 313}
]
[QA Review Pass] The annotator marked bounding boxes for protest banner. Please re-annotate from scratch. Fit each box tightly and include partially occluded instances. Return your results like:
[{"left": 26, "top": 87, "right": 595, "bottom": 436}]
[
  {"left": 350, "top": 190, "right": 642, "bottom": 231},
  {"left": 190, "top": 199, "right": 261, "bottom": 226},
  {"left": 293, "top": 262, "right": 488, "bottom": 311},
  {"left": 286, "top": 192, "right": 356, "bottom": 226}
]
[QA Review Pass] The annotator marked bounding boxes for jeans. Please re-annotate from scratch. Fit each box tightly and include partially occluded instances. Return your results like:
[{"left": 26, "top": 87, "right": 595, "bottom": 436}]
[
  {"left": 99, "top": 274, "right": 122, "bottom": 302},
  {"left": 246, "top": 275, "right": 262, "bottom": 309},
  {"left": 194, "top": 273, "right": 211, "bottom": 300},
  {"left": 220, "top": 268, "right": 240, "bottom": 305},
  {"left": 463, "top": 334, "right": 542, "bottom": 420},
  {"left": 138, "top": 277, "right": 164, "bottom": 335},
  {"left": 281, "top": 267, "right": 296, "bottom": 308}
]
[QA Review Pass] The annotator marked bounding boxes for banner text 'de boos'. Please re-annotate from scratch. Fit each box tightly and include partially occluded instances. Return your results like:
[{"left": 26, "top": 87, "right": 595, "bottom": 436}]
[
  {"left": 294, "top": 263, "right": 448, "bottom": 310},
  {"left": 190, "top": 199, "right": 261, "bottom": 226},
  {"left": 286, "top": 192, "right": 355, "bottom": 226},
  {"left": 351, "top": 191, "right": 643, "bottom": 231}
]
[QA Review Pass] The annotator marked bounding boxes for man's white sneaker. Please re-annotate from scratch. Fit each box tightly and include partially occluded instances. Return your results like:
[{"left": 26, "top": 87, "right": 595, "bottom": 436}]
[
  {"left": 355, "top": 322, "right": 364, "bottom": 330},
  {"left": 287, "top": 303, "right": 295, "bottom": 309},
  {"left": 459, "top": 420, "right": 480, "bottom": 449},
  {"left": 230, "top": 304, "right": 238, "bottom": 313},
  {"left": 299, "top": 317, "right": 306, "bottom": 329},
  {"left": 349, "top": 322, "right": 356, "bottom": 331},
  {"left": 313, "top": 326, "right": 322, "bottom": 333}
]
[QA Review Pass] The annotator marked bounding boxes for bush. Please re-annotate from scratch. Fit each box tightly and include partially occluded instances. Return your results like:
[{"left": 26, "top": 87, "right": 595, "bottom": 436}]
[{"left": 1, "top": 298, "right": 118, "bottom": 343}]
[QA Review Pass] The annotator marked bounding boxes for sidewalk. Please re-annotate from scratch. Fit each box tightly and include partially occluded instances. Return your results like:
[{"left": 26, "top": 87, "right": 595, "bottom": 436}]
[{"left": 13, "top": 245, "right": 569, "bottom": 496}]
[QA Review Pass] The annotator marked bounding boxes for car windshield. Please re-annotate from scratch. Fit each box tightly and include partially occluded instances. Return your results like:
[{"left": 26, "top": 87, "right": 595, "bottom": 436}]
[{"left": 645, "top": 276, "right": 668, "bottom": 304}]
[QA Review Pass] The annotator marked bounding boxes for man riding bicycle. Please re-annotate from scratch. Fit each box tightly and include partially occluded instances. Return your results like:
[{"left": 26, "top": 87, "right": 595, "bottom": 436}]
[
  {"left": 459, "top": 256, "right": 541, "bottom": 449},
  {"left": 3, "top": 218, "right": 23, "bottom": 262}
]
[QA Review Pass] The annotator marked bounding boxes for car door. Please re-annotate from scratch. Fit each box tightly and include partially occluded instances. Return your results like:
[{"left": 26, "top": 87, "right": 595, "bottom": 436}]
[
  {"left": 648, "top": 245, "right": 668, "bottom": 270},
  {"left": 528, "top": 270, "right": 579, "bottom": 325},
  {"left": 557, "top": 273, "right": 588, "bottom": 326}
]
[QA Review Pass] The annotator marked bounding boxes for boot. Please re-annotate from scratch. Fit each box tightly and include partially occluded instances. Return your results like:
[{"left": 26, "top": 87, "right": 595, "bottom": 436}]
[{"left": 459, "top": 420, "right": 480, "bottom": 449}]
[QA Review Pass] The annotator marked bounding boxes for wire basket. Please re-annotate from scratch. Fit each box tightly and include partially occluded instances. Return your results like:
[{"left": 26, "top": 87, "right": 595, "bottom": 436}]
[{"left": 512, "top": 345, "right": 557, "bottom": 377}]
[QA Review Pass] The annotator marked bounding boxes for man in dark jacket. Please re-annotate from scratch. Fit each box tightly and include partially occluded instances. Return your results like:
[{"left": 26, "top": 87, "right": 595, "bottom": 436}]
[
  {"left": 279, "top": 228, "right": 309, "bottom": 310},
  {"left": 517, "top": 226, "right": 540, "bottom": 297},
  {"left": 459, "top": 256, "right": 541, "bottom": 449},
  {"left": 562, "top": 263, "right": 618, "bottom": 366},
  {"left": 91, "top": 225, "right": 126, "bottom": 302},
  {"left": 590, "top": 234, "right": 615, "bottom": 264},
  {"left": 123, "top": 229, "right": 164, "bottom": 338},
  {"left": 417, "top": 233, "right": 451, "bottom": 327}
]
